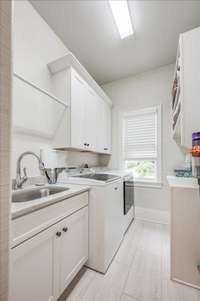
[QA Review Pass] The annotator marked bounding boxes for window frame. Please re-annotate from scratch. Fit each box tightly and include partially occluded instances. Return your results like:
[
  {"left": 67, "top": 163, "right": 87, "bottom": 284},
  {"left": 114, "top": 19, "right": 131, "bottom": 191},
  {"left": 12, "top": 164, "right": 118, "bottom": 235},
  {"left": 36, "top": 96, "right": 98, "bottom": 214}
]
[{"left": 122, "top": 105, "right": 162, "bottom": 187}]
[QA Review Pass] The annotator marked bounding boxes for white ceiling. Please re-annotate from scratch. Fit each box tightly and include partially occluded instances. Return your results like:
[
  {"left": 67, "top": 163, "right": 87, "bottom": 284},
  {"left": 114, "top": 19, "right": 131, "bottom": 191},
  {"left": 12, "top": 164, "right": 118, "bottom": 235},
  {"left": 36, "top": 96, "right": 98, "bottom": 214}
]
[{"left": 30, "top": 0, "right": 200, "bottom": 85}]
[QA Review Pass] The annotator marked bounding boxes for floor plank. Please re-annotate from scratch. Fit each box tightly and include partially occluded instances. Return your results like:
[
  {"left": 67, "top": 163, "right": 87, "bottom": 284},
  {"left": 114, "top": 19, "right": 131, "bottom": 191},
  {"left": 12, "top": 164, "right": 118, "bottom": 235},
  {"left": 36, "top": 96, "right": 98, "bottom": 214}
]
[
  {"left": 120, "top": 293, "right": 139, "bottom": 301},
  {"left": 65, "top": 220, "right": 200, "bottom": 301}
]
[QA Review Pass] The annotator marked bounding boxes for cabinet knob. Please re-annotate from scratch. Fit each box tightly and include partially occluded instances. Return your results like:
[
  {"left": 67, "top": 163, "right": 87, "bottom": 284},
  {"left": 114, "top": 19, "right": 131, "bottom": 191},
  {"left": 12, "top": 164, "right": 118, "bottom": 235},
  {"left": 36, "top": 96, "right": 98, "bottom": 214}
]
[
  {"left": 56, "top": 231, "right": 62, "bottom": 237},
  {"left": 62, "top": 227, "right": 68, "bottom": 233},
  {"left": 114, "top": 187, "right": 118, "bottom": 190}
]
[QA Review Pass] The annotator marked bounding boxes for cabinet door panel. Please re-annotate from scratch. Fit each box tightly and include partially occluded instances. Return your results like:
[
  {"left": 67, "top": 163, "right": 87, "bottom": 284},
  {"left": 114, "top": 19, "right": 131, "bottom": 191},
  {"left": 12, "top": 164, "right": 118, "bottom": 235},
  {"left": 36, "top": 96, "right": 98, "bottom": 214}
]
[
  {"left": 96, "top": 98, "right": 112, "bottom": 154},
  {"left": 59, "top": 207, "right": 88, "bottom": 293},
  {"left": 96, "top": 97, "right": 104, "bottom": 153},
  {"left": 104, "top": 103, "right": 111, "bottom": 153},
  {"left": 11, "top": 227, "right": 57, "bottom": 301},
  {"left": 84, "top": 87, "right": 99, "bottom": 151},
  {"left": 70, "top": 71, "right": 86, "bottom": 149}
]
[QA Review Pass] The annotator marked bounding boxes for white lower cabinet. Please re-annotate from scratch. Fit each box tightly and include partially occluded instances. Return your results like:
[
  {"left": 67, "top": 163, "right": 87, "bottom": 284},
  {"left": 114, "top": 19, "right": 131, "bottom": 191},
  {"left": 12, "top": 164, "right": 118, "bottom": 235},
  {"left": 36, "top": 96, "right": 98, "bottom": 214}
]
[
  {"left": 11, "top": 206, "right": 88, "bottom": 301},
  {"left": 58, "top": 207, "right": 88, "bottom": 294},
  {"left": 170, "top": 187, "right": 200, "bottom": 289},
  {"left": 11, "top": 225, "right": 56, "bottom": 301}
]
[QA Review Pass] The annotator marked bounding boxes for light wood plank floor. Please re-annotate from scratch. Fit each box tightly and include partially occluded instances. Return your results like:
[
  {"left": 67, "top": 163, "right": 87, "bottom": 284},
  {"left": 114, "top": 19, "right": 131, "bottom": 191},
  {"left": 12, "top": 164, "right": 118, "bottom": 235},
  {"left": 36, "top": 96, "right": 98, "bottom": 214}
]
[{"left": 61, "top": 220, "right": 200, "bottom": 301}]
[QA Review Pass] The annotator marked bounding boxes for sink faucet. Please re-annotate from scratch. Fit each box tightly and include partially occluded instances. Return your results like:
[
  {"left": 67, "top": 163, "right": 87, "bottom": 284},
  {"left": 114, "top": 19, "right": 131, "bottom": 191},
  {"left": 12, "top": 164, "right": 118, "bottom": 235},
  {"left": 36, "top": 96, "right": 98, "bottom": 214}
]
[{"left": 15, "top": 151, "right": 45, "bottom": 189}]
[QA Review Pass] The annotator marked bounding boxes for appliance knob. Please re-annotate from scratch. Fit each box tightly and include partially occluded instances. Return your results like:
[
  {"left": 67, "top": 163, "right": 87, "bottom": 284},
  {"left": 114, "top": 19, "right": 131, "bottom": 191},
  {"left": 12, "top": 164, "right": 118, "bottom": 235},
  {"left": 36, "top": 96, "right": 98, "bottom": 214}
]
[
  {"left": 62, "top": 227, "right": 68, "bottom": 233},
  {"left": 84, "top": 143, "right": 87, "bottom": 146},
  {"left": 87, "top": 143, "right": 90, "bottom": 147},
  {"left": 114, "top": 187, "right": 118, "bottom": 190},
  {"left": 56, "top": 231, "right": 62, "bottom": 237}
]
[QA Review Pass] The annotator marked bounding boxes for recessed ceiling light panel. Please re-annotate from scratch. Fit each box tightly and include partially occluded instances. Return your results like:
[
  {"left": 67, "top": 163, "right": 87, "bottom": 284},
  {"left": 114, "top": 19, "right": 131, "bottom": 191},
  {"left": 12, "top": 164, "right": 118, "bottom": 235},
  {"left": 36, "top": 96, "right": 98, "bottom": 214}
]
[{"left": 109, "top": 0, "right": 134, "bottom": 39}]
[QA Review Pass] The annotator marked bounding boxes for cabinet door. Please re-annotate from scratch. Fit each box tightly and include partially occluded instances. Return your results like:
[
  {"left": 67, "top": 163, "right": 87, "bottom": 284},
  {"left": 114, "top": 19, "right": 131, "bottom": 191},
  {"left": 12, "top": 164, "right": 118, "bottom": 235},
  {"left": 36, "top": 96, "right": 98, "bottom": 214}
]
[
  {"left": 70, "top": 70, "right": 86, "bottom": 149},
  {"left": 102, "top": 102, "right": 112, "bottom": 154},
  {"left": 96, "top": 97, "right": 105, "bottom": 153},
  {"left": 84, "top": 87, "right": 99, "bottom": 151},
  {"left": 171, "top": 187, "right": 200, "bottom": 288},
  {"left": 58, "top": 206, "right": 88, "bottom": 294},
  {"left": 11, "top": 226, "right": 58, "bottom": 301}
]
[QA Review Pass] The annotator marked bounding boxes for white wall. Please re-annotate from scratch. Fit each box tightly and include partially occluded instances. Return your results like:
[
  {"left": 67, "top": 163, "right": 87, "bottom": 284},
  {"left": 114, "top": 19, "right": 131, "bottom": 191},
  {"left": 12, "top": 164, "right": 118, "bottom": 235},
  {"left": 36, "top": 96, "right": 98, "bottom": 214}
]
[
  {"left": 103, "top": 65, "right": 184, "bottom": 213},
  {"left": 12, "top": 0, "right": 99, "bottom": 178}
]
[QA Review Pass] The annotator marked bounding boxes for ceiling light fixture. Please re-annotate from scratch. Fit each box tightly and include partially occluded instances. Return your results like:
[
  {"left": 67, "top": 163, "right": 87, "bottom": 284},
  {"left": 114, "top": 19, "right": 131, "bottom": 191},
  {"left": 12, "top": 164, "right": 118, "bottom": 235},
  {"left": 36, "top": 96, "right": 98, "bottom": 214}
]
[{"left": 109, "top": 0, "right": 134, "bottom": 39}]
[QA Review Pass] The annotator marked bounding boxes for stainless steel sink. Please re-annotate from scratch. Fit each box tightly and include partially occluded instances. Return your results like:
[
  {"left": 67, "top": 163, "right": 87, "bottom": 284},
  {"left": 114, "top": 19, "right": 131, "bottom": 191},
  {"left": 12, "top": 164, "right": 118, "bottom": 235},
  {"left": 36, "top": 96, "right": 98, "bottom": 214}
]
[{"left": 12, "top": 186, "right": 69, "bottom": 203}]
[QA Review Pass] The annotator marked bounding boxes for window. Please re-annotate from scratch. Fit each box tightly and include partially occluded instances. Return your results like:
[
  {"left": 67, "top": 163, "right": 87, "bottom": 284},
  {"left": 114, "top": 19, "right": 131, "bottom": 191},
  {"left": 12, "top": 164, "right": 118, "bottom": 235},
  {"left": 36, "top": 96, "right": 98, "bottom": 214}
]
[{"left": 123, "top": 106, "right": 162, "bottom": 185}]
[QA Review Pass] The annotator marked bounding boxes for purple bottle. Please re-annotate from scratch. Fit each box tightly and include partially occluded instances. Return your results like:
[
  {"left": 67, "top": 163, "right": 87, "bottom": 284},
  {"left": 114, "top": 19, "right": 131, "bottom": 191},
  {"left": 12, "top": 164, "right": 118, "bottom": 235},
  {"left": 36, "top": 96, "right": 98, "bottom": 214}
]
[{"left": 192, "top": 132, "right": 200, "bottom": 146}]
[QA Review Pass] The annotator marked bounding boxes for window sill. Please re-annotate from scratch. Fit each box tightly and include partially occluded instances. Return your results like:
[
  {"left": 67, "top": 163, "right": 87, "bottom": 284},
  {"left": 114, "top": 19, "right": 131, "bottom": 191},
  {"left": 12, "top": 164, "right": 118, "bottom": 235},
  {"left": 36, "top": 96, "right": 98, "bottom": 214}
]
[{"left": 134, "top": 180, "right": 162, "bottom": 189}]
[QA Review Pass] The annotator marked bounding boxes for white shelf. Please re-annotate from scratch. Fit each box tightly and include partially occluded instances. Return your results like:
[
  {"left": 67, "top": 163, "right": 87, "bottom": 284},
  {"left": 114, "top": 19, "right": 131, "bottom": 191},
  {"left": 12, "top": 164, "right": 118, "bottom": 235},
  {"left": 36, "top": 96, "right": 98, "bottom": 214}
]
[
  {"left": 167, "top": 176, "right": 198, "bottom": 189},
  {"left": 14, "top": 73, "right": 68, "bottom": 108},
  {"left": 13, "top": 73, "right": 67, "bottom": 139}
]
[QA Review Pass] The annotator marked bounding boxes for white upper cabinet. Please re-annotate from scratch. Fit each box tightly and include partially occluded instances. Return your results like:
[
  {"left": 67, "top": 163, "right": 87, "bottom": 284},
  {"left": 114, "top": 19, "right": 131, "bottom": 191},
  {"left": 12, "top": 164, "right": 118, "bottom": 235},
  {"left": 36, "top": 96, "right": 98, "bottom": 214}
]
[
  {"left": 70, "top": 69, "right": 101, "bottom": 152},
  {"left": 49, "top": 53, "right": 112, "bottom": 154},
  {"left": 103, "top": 101, "right": 112, "bottom": 153},
  {"left": 84, "top": 86, "right": 99, "bottom": 151},
  {"left": 96, "top": 98, "right": 112, "bottom": 154},
  {"left": 70, "top": 71, "right": 86, "bottom": 149},
  {"left": 172, "top": 26, "right": 200, "bottom": 149}
]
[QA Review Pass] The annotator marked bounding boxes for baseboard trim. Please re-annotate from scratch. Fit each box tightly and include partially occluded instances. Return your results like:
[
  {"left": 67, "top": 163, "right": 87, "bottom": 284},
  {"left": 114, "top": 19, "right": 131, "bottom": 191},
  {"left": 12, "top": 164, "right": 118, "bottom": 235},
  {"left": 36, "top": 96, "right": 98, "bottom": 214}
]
[
  {"left": 135, "top": 206, "right": 170, "bottom": 225},
  {"left": 172, "top": 277, "right": 200, "bottom": 291}
]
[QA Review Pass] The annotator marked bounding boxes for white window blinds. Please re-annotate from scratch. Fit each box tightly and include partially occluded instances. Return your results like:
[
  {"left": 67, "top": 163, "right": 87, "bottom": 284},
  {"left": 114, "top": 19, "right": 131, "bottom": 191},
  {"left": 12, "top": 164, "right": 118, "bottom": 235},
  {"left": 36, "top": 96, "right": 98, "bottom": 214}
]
[{"left": 123, "top": 108, "right": 157, "bottom": 160}]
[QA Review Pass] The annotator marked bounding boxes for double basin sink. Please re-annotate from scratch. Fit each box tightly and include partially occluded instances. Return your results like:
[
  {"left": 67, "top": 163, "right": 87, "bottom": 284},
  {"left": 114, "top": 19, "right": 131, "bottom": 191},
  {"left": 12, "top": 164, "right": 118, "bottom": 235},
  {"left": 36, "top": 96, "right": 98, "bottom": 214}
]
[{"left": 12, "top": 185, "right": 69, "bottom": 203}]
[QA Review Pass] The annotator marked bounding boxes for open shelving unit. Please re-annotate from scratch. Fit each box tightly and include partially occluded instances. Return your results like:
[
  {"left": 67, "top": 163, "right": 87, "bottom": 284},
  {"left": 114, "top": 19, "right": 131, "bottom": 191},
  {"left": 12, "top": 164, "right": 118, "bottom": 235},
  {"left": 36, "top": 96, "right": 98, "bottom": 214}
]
[
  {"left": 13, "top": 73, "right": 68, "bottom": 139},
  {"left": 172, "top": 42, "right": 182, "bottom": 141}
]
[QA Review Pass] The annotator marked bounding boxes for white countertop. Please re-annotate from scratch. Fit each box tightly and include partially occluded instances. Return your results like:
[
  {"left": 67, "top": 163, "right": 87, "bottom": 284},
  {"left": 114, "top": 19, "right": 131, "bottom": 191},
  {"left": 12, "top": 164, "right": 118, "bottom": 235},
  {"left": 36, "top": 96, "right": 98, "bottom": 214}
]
[
  {"left": 167, "top": 176, "right": 199, "bottom": 189},
  {"left": 12, "top": 183, "right": 90, "bottom": 219}
]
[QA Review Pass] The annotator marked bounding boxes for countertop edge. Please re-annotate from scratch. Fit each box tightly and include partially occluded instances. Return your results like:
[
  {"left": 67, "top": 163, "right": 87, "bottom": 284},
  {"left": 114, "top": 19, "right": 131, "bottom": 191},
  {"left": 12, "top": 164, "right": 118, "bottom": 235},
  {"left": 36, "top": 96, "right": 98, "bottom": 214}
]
[
  {"left": 12, "top": 185, "right": 90, "bottom": 220},
  {"left": 167, "top": 175, "right": 199, "bottom": 189}
]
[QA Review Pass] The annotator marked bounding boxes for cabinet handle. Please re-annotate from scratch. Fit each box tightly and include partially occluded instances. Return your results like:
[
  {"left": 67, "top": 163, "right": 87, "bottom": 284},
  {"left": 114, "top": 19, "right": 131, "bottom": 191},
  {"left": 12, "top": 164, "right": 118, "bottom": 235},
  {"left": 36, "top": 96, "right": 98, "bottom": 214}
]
[
  {"left": 56, "top": 231, "right": 62, "bottom": 237},
  {"left": 62, "top": 227, "right": 68, "bottom": 233},
  {"left": 104, "top": 148, "right": 108, "bottom": 151},
  {"left": 114, "top": 187, "right": 118, "bottom": 190}
]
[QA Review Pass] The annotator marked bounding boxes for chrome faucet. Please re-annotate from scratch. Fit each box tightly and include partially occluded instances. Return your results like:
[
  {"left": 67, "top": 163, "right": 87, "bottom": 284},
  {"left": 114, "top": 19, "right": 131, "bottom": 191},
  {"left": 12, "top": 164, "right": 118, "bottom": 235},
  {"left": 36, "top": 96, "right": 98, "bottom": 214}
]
[{"left": 15, "top": 151, "right": 45, "bottom": 189}]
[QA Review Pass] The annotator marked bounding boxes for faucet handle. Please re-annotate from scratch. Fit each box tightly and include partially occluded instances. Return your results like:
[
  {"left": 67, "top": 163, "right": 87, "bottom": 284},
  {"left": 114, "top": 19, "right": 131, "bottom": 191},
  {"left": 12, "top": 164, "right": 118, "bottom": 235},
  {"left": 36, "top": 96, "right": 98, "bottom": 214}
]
[{"left": 23, "top": 167, "right": 28, "bottom": 179}]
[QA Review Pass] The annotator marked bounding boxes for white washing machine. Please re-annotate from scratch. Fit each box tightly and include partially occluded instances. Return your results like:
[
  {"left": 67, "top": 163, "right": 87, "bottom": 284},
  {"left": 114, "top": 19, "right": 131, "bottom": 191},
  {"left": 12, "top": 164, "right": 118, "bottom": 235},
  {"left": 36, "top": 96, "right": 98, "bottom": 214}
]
[{"left": 58, "top": 171, "right": 125, "bottom": 274}]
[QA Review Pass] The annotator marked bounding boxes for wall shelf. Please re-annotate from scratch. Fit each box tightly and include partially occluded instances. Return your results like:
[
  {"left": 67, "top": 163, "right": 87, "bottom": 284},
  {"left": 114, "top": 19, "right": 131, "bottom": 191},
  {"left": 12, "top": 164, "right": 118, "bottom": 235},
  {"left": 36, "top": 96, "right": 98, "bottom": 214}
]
[
  {"left": 14, "top": 73, "right": 68, "bottom": 108},
  {"left": 13, "top": 73, "right": 67, "bottom": 139}
]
